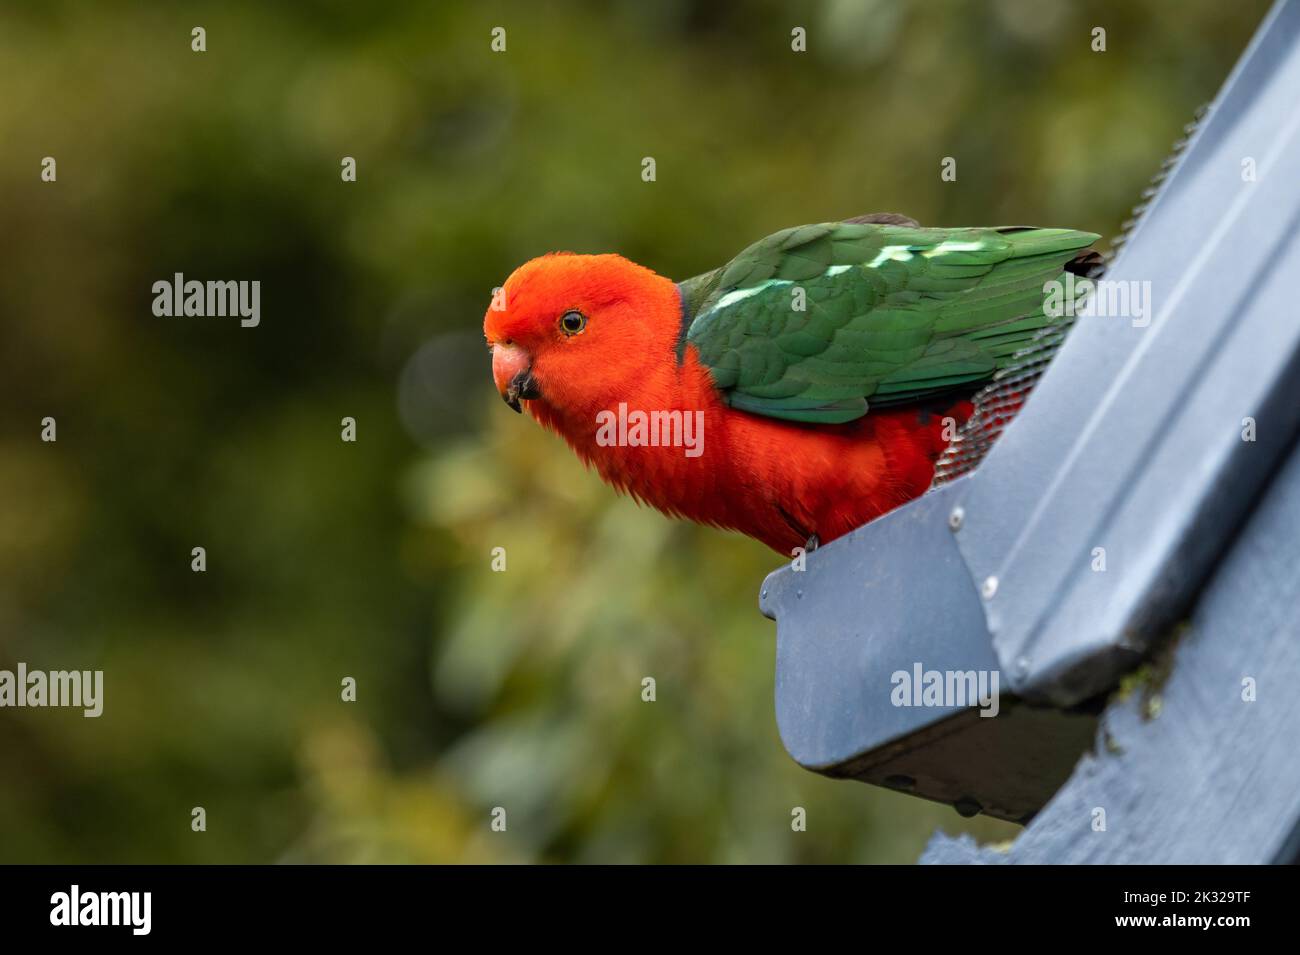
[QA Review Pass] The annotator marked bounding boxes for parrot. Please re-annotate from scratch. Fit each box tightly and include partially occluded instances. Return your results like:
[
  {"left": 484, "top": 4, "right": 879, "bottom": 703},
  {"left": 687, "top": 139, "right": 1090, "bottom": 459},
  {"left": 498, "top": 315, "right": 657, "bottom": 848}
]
[{"left": 485, "top": 214, "right": 1100, "bottom": 555}]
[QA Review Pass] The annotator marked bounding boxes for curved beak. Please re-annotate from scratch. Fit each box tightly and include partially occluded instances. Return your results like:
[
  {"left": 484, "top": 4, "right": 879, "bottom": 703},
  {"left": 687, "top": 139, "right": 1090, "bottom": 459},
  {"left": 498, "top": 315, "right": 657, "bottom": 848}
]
[{"left": 492, "top": 343, "right": 541, "bottom": 413}]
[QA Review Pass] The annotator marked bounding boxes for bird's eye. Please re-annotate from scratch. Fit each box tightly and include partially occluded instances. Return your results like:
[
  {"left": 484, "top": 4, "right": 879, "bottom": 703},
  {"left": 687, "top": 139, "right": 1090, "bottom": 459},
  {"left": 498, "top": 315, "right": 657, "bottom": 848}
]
[{"left": 559, "top": 310, "right": 587, "bottom": 336}]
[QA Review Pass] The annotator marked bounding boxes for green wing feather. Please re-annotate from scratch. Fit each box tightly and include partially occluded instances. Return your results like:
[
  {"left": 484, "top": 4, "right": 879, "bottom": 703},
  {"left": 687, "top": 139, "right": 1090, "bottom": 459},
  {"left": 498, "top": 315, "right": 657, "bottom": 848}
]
[{"left": 679, "top": 221, "right": 1100, "bottom": 424}]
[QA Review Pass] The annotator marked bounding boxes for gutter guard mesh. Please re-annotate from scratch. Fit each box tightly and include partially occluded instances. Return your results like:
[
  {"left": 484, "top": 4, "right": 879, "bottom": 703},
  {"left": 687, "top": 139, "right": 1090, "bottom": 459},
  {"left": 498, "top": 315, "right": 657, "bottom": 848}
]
[{"left": 930, "top": 106, "right": 1209, "bottom": 487}]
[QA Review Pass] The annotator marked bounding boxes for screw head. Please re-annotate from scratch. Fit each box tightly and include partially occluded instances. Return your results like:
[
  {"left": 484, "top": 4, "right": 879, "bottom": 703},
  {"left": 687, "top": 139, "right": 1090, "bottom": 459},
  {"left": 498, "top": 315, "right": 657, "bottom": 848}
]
[
  {"left": 982, "top": 575, "right": 998, "bottom": 600},
  {"left": 948, "top": 506, "right": 964, "bottom": 531}
]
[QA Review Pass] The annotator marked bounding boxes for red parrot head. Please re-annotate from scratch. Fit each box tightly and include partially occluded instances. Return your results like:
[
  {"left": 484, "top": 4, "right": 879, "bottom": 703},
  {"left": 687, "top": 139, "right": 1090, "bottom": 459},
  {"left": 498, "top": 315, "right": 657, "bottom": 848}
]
[{"left": 484, "top": 253, "right": 679, "bottom": 421}]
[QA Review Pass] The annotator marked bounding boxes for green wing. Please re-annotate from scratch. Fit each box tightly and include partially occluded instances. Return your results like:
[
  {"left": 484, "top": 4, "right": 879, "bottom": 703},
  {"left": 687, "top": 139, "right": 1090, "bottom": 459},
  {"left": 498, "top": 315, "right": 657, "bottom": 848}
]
[{"left": 679, "top": 220, "right": 1100, "bottom": 424}]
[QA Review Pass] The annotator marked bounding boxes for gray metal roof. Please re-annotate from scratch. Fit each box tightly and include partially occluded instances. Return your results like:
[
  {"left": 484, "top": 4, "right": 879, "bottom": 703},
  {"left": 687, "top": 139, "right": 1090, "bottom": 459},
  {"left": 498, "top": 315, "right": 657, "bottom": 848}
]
[
  {"left": 957, "top": 0, "right": 1300, "bottom": 705},
  {"left": 761, "top": 0, "right": 1300, "bottom": 841}
]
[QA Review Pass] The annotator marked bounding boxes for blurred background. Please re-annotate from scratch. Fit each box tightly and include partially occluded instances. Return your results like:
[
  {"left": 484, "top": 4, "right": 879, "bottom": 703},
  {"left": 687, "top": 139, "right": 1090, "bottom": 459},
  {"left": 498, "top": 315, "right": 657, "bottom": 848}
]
[{"left": 0, "top": 0, "right": 1269, "bottom": 863}]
